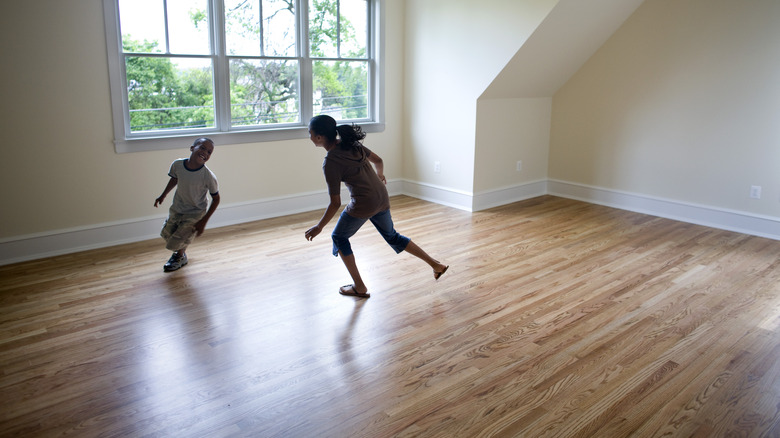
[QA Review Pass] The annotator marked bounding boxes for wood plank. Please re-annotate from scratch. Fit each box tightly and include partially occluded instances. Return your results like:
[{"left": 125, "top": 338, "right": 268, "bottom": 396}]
[{"left": 1, "top": 195, "right": 779, "bottom": 437}]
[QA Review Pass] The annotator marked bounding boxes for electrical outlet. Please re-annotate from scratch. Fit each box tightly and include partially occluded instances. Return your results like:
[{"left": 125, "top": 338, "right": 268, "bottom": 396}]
[
  {"left": 516, "top": 160, "right": 522, "bottom": 172},
  {"left": 750, "top": 185, "right": 762, "bottom": 199},
  {"left": 434, "top": 161, "right": 441, "bottom": 173}
]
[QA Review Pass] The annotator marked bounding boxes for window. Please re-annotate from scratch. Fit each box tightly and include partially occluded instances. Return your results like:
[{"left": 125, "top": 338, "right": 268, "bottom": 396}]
[{"left": 103, "top": 0, "right": 384, "bottom": 153}]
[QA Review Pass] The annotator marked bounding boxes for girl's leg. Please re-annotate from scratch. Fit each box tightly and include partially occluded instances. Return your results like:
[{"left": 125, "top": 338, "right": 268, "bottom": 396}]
[
  {"left": 332, "top": 211, "right": 370, "bottom": 294},
  {"left": 338, "top": 251, "right": 368, "bottom": 295},
  {"left": 370, "top": 210, "right": 449, "bottom": 279},
  {"left": 403, "top": 240, "right": 449, "bottom": 279}
]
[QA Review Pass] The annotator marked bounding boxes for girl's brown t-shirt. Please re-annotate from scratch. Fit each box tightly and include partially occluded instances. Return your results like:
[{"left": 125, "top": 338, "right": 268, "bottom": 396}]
[{"left": 323, "top": 144, "right": 390, "bottom": 219}]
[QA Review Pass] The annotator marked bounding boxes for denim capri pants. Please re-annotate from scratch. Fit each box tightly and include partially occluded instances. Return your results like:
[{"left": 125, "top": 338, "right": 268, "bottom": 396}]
[{"left": 331, "top": 209, "right": 410, "bottom": 257}]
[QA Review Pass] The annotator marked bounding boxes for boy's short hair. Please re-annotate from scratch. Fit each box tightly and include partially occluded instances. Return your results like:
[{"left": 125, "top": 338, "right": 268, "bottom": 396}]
[{"left": 193, "top": 137, "right": 214, "bottom": 147}]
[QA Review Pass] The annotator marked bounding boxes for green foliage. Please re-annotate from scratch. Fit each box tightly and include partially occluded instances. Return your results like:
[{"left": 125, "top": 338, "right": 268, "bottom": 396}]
[
  {"left": 230, "top": 59, "right": 299, "bottom": 125},
  {"left": 313, "top": 60, "right": 367, "bottom": 119},
  {"left": 309, "top": 0, "right": 368, "bottom": 119},
  {"left": 309, "top": 0, "right": 339, "bottom": 58},
  {"left": 123, "top": 38, "right": 215, "bottom": 131},
  {"left": 123, "top": 1, "right": 369, "bottom": 132},
  {"left": 189, "top": 9, "right": 207, "bottom": 29}
]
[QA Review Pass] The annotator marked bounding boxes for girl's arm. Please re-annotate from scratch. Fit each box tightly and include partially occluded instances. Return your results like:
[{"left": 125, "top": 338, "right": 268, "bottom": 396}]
[
  {"left": 154, "top": 177, "right": 178, "bottom": 207},
  {"left": 367, "top": 152, "right": 386, "bottom": 184},
  {"left": 305, "top": 194, "right": 341, "bottom": 241}
]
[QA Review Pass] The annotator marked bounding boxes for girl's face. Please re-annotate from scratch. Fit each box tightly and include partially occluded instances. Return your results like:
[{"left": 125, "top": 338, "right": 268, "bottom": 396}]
[{"left": 309, "top": 130, "right": 325, "bottom": 147}]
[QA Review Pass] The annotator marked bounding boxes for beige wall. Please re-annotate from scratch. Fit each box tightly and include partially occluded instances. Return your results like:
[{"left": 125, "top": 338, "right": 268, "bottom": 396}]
[
  {"left": 550, "top": 0, "right": 780, "bottom": 217},
  {"left": 0, "top": 0, "right": 406, "bottom": 240},
  {"left": 474, "top": 0, "right": 643, "bottom": 200},
  {"left": 3, "top": 0, "right": 778, "bottom": 260},
  {"left": 474, "top": 98, "right": 551, "bottom": 193},
  {"left": 402, "top": 0, "right": 558, "bottom": 195}
]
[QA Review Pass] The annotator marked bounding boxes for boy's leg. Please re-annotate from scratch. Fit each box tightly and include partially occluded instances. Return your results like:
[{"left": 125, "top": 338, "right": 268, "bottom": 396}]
[
  {"left": 160, "top": 213, "right": 178, "bottom": 242},
  {"left": 161, "top": 211, "right": 201, "bottom": 271},
  {"left": 165, "top": 213, "right": 203, "bottom": 251},
  {"left": 164, "top": 250, "right": 188, "bottom": 272}
]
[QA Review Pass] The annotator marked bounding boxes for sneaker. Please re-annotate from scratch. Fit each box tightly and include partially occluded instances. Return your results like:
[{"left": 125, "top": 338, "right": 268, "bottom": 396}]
[{"left": 163, "top": 253, "right": 188, "bottom": 272}]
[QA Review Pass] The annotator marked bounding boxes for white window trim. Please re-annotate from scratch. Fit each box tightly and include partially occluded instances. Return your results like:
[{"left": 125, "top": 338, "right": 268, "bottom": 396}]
[{"left": 102, "top": 0, "right": 385, "bottom": 153}]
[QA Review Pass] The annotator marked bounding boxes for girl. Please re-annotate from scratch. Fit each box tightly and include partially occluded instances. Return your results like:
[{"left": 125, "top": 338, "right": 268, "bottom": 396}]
[{"left": 305, "top": 115, "right": 448, "bottom": 298}]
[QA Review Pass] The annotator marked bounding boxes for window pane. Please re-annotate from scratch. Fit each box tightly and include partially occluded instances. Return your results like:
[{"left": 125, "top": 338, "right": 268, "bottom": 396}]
[
  {"left": 312, "top": 60, "right": 368, "bottom": 119},
  {"left": 108, "top": 0, "right": 376, "bottom": 145},
  {"left": 226, "top": 0, "right": 296, "bottom": 57},
  {"left": 263, "top": 0, "right": 296, "bottom": 57},
  {"left": 230, "top": 59, "right": 300, "bottom": 126},
  {"left": 119, "top": 0, "right": 165, "bottom": 53},
  {"left": 168, "top": 0, "right": 211, "bottom": 55},
  {"left": 340, "top": 0, "right": 367, "bottom": 58},
  {"left": 126, "top": 57, "right": 215, "bottom": 132},
  {"left": 225, "top": 0, "right": 261, "bottom": 56},
  {"left": 309, "top": 0, "right": 338, "bottom": 58}
]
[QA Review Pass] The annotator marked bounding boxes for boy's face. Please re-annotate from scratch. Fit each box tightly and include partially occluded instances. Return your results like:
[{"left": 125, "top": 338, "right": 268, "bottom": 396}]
[{"left": 189, "top": 141, "right": 214, "bottom": 166}]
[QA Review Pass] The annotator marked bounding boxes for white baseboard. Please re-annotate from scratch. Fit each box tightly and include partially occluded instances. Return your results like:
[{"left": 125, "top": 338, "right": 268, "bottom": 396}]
[
  {"left": 1, "top": 178, "right": 777, "bottom": 265},
  {"left": 400, "top": 180, "right": 473, "bottom": 211},
  {"left": 0, "top": 217, "right": 166, "bottom": 267},
  {"left": 472, "top": 180, "right": 548, "bottom": 211},
  {"left": 548, "top": 179, "right": 780, "bottom": 241},
  {"left": 0, "top": 181, "right": 403, "bottom": 266}
]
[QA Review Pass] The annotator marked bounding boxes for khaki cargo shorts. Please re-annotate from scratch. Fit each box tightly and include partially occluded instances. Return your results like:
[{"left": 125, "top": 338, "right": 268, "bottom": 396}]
[{"left": 160, "top": 210, "right": 205, "bottom": 251}]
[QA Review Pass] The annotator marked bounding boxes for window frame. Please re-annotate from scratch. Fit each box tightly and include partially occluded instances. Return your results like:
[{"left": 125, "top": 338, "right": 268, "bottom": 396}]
[{"left": 103, "top": 0, "right": 385, "bottom": 153}]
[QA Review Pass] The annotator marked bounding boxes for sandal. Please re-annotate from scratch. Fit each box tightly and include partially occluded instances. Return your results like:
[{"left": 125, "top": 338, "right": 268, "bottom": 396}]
[
  {"left": 434, "top": 265, "right": 449, "bottom": 280},
  {"left": 339, "top": 284, "right": 370, "bottom": 298}
]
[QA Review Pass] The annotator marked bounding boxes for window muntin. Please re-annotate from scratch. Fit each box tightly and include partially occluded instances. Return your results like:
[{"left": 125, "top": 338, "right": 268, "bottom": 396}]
[{"left": 104, "top": 0, "right": 381, "bottom": 151}]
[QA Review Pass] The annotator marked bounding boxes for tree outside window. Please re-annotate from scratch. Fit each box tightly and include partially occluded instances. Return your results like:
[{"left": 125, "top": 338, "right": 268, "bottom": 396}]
[{"left": 107, "top": 0, "right": 377, "bottom": 148}]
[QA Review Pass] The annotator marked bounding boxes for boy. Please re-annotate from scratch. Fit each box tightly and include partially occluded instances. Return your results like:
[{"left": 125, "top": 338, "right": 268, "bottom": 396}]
[{"left": 154, "top": 137, "right": 220, "bottom": 272}]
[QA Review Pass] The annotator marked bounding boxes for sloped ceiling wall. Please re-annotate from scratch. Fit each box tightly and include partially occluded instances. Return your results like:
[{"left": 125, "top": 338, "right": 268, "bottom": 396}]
[
  {"left": 472, "top": 0, "right": 645, "bottom": 203},
  {"left": 480, "top": 0, "right": 645, "bottom": 99}
]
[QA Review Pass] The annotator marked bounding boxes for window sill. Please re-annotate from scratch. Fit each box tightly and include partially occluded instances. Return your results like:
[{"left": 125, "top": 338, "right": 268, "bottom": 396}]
[{"left": 113, "top": 122, "right": 386, "bottom": 153}]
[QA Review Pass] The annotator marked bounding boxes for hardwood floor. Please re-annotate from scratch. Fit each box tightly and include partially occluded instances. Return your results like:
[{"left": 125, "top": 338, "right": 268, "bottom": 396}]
[{"left": 2, "top": 195, "right": 780, "bottom": 437}]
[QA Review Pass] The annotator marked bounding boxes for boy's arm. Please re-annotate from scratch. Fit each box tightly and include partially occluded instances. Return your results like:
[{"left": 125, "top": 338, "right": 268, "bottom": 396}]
[
  {"left": 305, "top": 194, "right": 341, "bottom": 241},
  {"left": 367, "top": 152, "right": 386, "bottom": 184},
  {"left": 154, "top": 177, "right": 178, "bottom": 207},
  {"left": 194, "top": 192, "right": 220, "bottom": 236}
]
